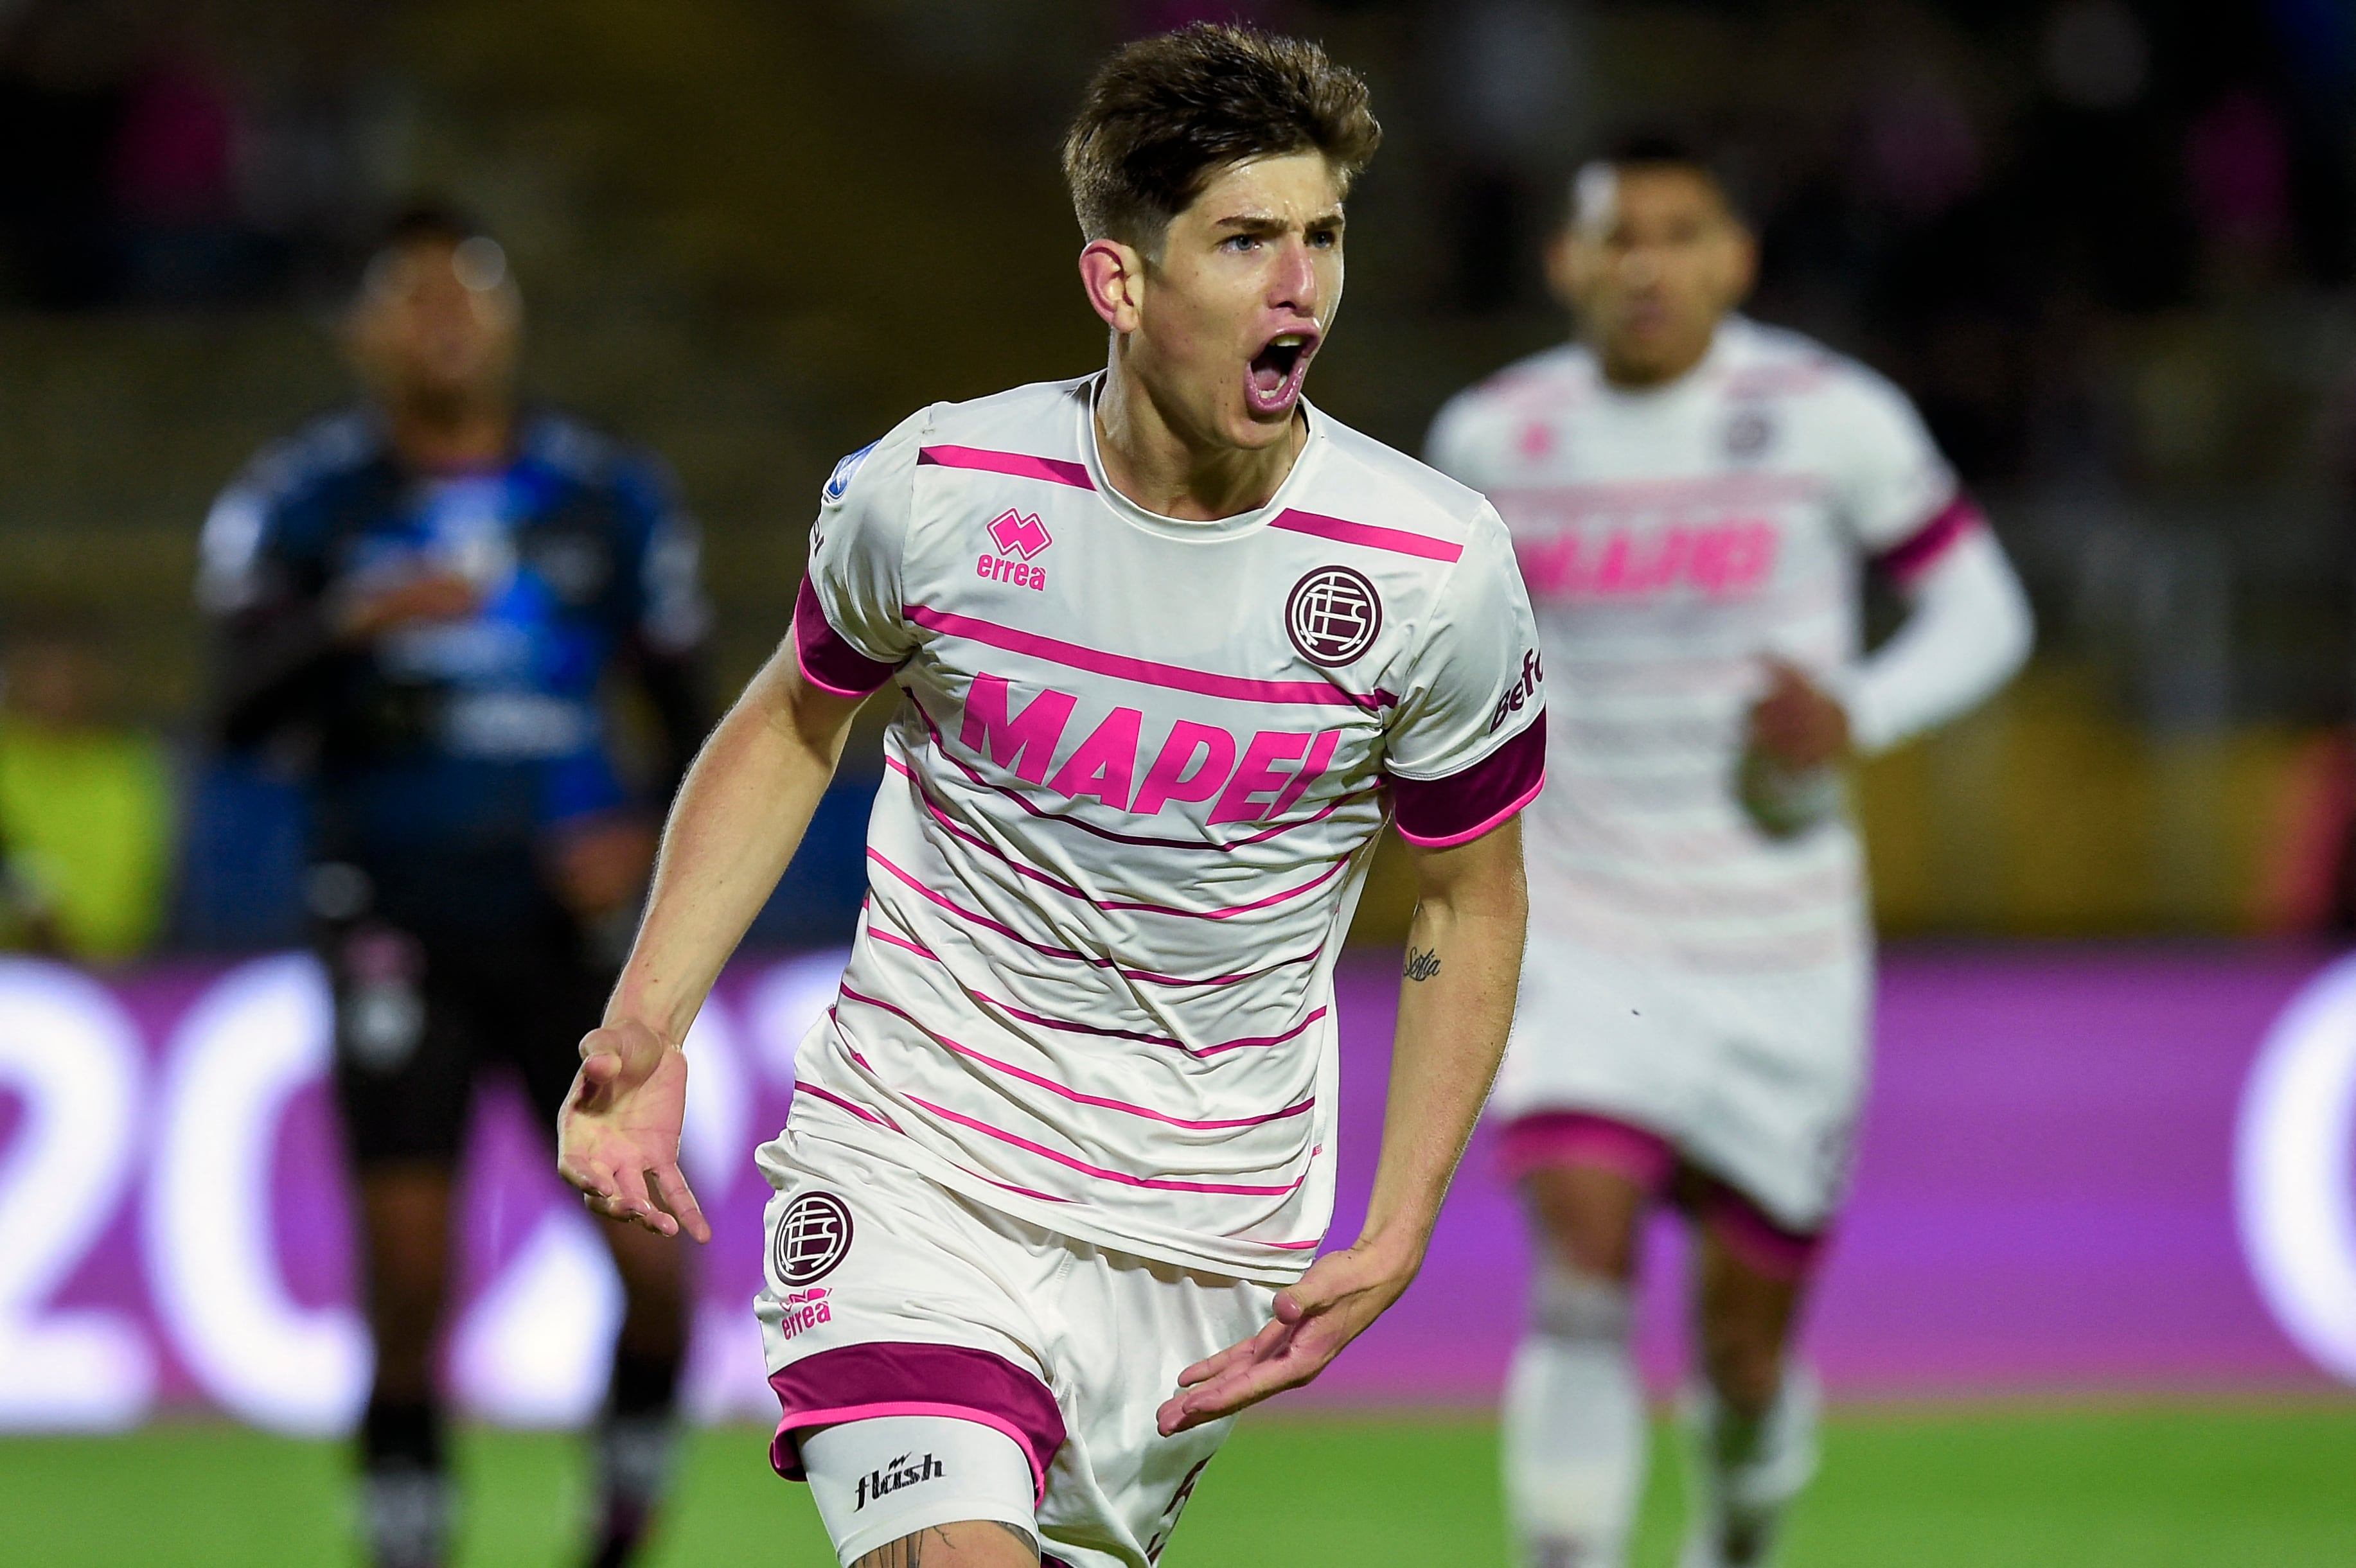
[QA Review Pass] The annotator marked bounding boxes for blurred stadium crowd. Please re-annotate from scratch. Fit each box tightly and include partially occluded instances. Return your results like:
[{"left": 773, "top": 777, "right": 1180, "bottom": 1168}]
[{"left": 6, "top": 0, "right": 2356, "bottom": 957}]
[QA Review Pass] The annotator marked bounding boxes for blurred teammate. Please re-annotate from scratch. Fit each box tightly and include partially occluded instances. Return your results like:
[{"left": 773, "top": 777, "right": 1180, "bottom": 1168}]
[
  {"left": 558, "top": 26, "right": 1542, "bottom": 1568},
  {"left": 199, "top": 206, "right": 713, "bottom": 1568},
  {"left": 1428, "top": 139, "right": 2033, "bottom": 1568}
]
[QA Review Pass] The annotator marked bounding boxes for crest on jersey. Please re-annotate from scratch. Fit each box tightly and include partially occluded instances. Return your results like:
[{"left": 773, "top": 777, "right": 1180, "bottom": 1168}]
[
  {"left": 987, "top": 508, "right": 1052, "bottom": 561},
  {"left": 1722, "top": 407, "right": 1775, "bottom": 460},
  {"left": 823, "top": 441, "right": 879, "bottom": 504},
  {"left": 773, "top": 1190, "right": 855, "bottom": 1286},
  {"left": 1286, "top": 566, "right": 1383, "bottom": 667}
]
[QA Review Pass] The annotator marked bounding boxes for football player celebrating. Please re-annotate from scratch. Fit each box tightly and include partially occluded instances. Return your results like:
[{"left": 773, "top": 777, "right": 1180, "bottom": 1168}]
[
  {"left": 560, "top": 25, "right": 1546, "bottom": 1568},
  {"left": 1428, "top": 138, "right": 2032, "bottom": 1568}
]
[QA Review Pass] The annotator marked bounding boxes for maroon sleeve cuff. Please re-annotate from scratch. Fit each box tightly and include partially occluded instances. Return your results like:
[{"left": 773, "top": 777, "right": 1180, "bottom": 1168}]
[
  {"left": 1389, "top": 714, "right": 1547, "bottom": 847},
  {"left": 1873, "top": 491, "right": 1984, "bottom": 585},
  {"left": 792, "top": 575, "right": 899, "bottom": 698},
  {"left": 767, "top": 1342, "right": 1067, "bottom": 1504}
]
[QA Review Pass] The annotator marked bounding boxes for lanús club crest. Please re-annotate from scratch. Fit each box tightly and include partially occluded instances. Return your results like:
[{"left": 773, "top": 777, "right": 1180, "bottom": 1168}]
[
  {"left": 773, "top": 1190, "right": 855, "bottom": 1286},
  {"left": 1286, "top": 565, "right": 1382, "bottom": 667}
]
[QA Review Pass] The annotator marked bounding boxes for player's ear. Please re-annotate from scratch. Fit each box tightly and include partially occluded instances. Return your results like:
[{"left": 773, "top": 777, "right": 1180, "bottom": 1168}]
[
  {"left": 1718, "top": 222, "right": 1758, "bottom": 310},
  {"left": 1079, "top": 238, "right": 1146, "bottom": 333},
  {"left": 1543, "top": 225, "right": 1581, "bottom": 312}
]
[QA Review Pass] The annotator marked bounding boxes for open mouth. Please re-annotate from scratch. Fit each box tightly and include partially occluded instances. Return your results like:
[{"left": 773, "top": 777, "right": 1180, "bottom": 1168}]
[{"left": 1245, "top": 328, "right": 1320, "bottom": 416}]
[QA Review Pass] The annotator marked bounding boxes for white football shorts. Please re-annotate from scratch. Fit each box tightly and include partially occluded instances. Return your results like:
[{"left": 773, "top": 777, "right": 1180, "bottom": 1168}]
[
  {"left": 1489, "top": 928, "right": 1872, "bottom": 1234},
  {"left": 754, "top": 1120, "right": 1275, "bottom": 1568}
]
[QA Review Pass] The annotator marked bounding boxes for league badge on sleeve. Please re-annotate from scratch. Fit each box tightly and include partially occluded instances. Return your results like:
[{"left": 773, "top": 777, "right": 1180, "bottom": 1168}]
[{"left": 822, "top": 441, "right": 880, "bottom": 506}]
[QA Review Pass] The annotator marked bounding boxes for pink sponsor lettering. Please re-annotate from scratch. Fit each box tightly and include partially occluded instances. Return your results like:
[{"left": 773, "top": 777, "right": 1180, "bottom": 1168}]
[
  {"left": 1268, "top": 728, "right": 1340, "bottom": 818},
  {"left": 1210, "top": 730, "right": 1313, "bottom": 825},
  {"left": 1049, "top": 705, "right": 1143, "bottom": 809},
  {"left": 975, "top": 553, "right": 1048, "bottom": 592},
  {"left": 1516, "top": 519, "right": 1779, "bottom": 600},
  {"left": 1131, "top": 721, "right": 1237, "bottom": 816},
  {"left": 959, "top": 673, "right": 1076, "bottom": 782}
]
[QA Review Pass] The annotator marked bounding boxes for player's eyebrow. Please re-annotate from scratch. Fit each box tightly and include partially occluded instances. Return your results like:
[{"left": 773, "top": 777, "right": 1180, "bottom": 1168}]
[{"left": 1210, "top": 208, "right": 1347, "bottom": 237}]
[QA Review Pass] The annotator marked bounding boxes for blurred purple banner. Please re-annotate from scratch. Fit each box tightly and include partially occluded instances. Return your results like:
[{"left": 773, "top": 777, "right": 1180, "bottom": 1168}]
[{"left": 0, "top": 946, "right": 2346, "bottom": 1433}]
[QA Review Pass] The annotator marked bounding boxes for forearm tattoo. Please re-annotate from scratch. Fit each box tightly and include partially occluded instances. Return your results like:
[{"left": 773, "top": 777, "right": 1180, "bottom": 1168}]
[{"left": 1403, "top": 946, "right": 1442, "bottom": 982}]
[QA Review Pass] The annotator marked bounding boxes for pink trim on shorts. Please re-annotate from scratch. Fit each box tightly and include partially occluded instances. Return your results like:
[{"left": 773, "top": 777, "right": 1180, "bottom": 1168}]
[
  {"left": 769, "top": 1343, "right": 1068, "bottom": 1506},
  {"left": 918, "top": 443, "right": 1096, "bottom": 491},
  {"left": 1268, "top": 507, "right": 1464, "bottom": 563},
  {"left": 1496, "top": 1111, "right": 1678, "bottom": 1192},
  {"left": 1699, "top": 1187, "right": 1829, "bottom": 1283},
  {"left": 905, "top": 604, "right": 1395, "bottom": 710}
]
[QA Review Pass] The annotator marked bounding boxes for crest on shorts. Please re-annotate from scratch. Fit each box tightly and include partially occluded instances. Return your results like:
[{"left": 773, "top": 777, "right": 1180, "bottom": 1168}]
[
  {"left": 1285, "top": 565, "right": 1382, "bottom": 667},
  {"left": 774, "top": 1190, "right": 855, "bottom": 1286}
]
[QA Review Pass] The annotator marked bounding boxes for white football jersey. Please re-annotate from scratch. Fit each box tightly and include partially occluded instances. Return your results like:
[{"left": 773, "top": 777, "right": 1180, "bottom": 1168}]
[
  {"left": 1427, "top": 317, "right": 1975, "bottom": 976},
  {"left": 778, "top": 374, "right": 1545, "bottom": 1282}
]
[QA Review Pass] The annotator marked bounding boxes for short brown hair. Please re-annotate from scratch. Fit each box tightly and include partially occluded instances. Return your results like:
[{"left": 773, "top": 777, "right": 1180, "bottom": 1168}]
[{"left": 1062, "top": 24, "right": 1381, "bottom": 251}]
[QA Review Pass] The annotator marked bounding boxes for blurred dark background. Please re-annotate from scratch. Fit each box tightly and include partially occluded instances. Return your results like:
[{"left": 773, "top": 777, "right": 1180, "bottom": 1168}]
[{"left": 8, "top": 0, "right": 2356, "bottom": 951}]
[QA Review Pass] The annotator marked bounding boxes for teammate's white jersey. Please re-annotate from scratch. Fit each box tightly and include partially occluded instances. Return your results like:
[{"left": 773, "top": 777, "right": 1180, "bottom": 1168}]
[
  {"left": 1427, "top": 317, "right": 1972, "bottom": 978},
  {"left": 776, "top": 374, "right": 1545, "bottom": 1283}
]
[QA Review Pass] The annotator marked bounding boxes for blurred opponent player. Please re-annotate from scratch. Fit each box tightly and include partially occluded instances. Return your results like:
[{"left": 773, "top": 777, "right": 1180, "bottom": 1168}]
[
  {"left": 200, "top": 206, "right": 712, "bottom": 1568},
  {"left": 558, "top": 25, "right": 1543, "bottom": 1568},
  {"left": 1428, "top": 139, "right": 2033, "bottom": 1568}
]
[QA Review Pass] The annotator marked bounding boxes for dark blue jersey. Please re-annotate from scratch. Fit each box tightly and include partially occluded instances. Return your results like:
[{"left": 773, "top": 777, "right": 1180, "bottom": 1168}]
[{"left": 200, "top": 407, "right": 711, "bottom": 871}]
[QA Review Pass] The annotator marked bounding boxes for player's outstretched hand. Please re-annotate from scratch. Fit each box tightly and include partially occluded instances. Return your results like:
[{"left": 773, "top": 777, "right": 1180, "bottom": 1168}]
[
  {"left": 1155, "top": 1239, "right": 1417, "bottom": 1435},
  {"left": 557, "top": 1018, "right": 712, "bottom": 1243}
]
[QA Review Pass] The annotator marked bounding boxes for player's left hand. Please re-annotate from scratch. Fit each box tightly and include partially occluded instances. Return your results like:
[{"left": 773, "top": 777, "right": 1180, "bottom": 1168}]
[
  {"left": 1747, "top": 657, "right": 1850, "bottom": 770},
  {"left": 1155, "top": 1238, "right": 1419, "bottom": 1435},
  {"left": 557, "top": 1017, "right": 713, "bottom": 1243}
]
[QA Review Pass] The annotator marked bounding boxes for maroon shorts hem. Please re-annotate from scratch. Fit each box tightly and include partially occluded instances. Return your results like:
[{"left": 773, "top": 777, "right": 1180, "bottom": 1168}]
[
  {"left": 768, "top": 1342, "right": 1067, "bottom": 1506},
  {"left": 1498, "top": 1111, "right": 1830, "bottom": 1281}
]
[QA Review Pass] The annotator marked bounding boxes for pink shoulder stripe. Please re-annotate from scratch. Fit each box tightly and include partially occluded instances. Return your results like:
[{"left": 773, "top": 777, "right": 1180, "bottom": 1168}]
[
  {"left": 919, "top": 445, "right": 1095, "bottom": 490},
  {"left": 907, "top": 605, "right": 1393, "bottom": 710},
  {"left": 1270, "top": 508, "right": 1464, "bottom": 563},
  {"left": 904, "top": 1092, "right": 1311, "bottom": 1196},
  {"left": 838, "top": 983, "right": 1315, "bottom": 1131}
]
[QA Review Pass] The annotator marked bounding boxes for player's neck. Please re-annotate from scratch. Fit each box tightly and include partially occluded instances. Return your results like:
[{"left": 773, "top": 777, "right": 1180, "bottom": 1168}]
[
  {"left": 1591, "top": 324, "right": 1719, "bottom": 392},
  {"left": 385, "top": 392, "right": 515, "bottom": 474},
  {"left": 1093, "top": 362, "right": 1304, "bottom": 522}
]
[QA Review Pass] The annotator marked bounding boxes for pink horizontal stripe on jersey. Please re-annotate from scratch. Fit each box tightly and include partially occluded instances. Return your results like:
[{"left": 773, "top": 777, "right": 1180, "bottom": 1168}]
[
  {"left": 867, "top": 846, "right": 1325, "bottom": 987},
  {"left": 887, "top": 755, "right": 1352, "bottom": 920},
  {"left": 910, "top": 697, "right": 1380, "bottom": 852},
  {"left": 794, "top": 1079, "right": 892, "bottom": 1129},
  {"left": 865, "top": 924, "right": 939, "bottom": 962},
  {"left": 908, "top": 605, "right": 1394, "bottom": 710},
  {"left": 978, "top": 992, "right": 1329, "bottom": 1060},
  {"left": 1269, "top": 507, "right": 1464, "bottom": 563},
  {"left": 918, "top": 444, "right": 1096, "bottom": 491},
  {"left": 1486, "top": 471, "right": 1825, "bottom": 511},
  {"left": 839, "top": 983, "right": 1316, "bottom": 1131},
  {"left": 904, "top": 1093, "right": 1312, "bottom": 1196}
]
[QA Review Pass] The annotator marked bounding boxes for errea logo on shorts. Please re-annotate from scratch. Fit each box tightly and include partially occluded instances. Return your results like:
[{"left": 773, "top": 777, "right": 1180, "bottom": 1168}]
[
  {"left": 774, "top": 1190, "right": 854, "bottom": 1286},
  {"left": 977, "top": 508, "right": 1051, "bottom": 592}
]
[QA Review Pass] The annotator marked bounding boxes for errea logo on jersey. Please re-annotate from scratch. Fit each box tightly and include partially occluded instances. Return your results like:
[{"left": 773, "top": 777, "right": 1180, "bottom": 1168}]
[{"left": 978, "top": 508, "right": 1051, "bottom": 592}]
